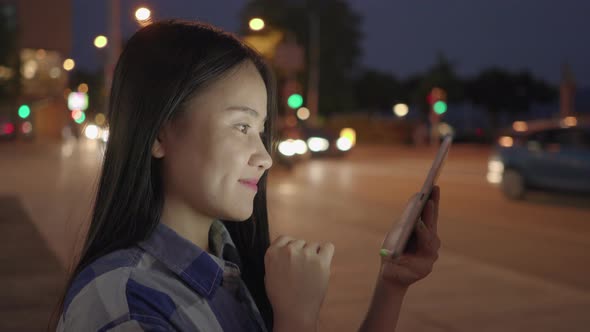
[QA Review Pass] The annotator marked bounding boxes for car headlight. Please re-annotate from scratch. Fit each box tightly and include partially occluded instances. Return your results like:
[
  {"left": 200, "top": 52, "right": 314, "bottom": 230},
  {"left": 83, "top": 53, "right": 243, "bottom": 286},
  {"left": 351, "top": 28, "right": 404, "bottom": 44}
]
[
  {"left": 278, "top": 140, "right": 296, "bottom": 156},
  {"left": 293, "top": 139, "right": 308, "bottom": 155},
  {"left": 488, "top": 160, "right": 504, "bottom": 173},
  {"left": 101, "top": 128, "right": 109, "bottom": 142},
  {"left": 339, "top": 128, "right": 356, "bottom": 146},
  {"left": 486, "top": 158, "right": 504, "bottom": 184},
  {"left": 84, "top": 124, "right": 100, "bottom": 140},
  {"left": 307, "top": 137, "right": 329, "bottom": 152},
  {"left": 336, "top": 137, "right": 353, "bottom": 151}
]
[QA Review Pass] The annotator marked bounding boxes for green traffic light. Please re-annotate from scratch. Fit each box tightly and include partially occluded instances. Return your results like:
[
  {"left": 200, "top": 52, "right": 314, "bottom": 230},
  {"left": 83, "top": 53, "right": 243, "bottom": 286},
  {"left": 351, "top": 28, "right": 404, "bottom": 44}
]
[
  {"left": 18, "top": 105, "right": 31, "bottom": 119},
  {"left": 287, "top": 94, "right": 303, "bottom": 109},
  {"left": 74, "top": 112, "right": 86, "bottom": 124},
  {"left": 433, "top": 101, "right": 447, "bottom": 115}
]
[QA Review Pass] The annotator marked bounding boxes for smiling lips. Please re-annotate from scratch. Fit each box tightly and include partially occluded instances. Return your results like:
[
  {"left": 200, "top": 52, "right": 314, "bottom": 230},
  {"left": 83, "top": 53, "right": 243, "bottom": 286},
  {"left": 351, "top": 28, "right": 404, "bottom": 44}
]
[{"left": 238, "top": 179, "right": 258, "bottom": 191}]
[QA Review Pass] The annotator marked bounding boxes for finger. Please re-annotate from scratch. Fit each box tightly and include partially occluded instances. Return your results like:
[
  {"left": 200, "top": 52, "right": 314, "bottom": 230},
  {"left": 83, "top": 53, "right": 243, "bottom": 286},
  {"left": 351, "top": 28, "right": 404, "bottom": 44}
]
[
  {"left": 381, "top": 225, "right": 403, "bottom": 252},
  {"left": 381, "top": 255, "right": 433, "bottom": 283},
  {"left": 271, "top": 235, "right": 295, "bottom": 248},
  {"left": 432, "top": 185, "right": 440, "bottom": 204},
  {"left": 318, "top": 242, "right": 335, "bottom": 262},
  {"left": 381, "top": 193, "right": 421, "bottom": 252},
  {"left": 421, "top": 200, "right": 436, "bottom": 232},
  {"left": 431, "top": 186, "right": 440, "bottom": 234},
  {"left": 415, "top": 218, "right": 439, "bottom": 256},
  {"left": 286, "top": 239, "right": 306, "bottom": 251},
  {"left": 415, "top": 219, "right": 431, "bottom": 245},
  {"left": 303, "top": 242, "right": 321, "bottom": 255},
  {"left": 415, "top": 221, "right": 434, "bottom": 255}
]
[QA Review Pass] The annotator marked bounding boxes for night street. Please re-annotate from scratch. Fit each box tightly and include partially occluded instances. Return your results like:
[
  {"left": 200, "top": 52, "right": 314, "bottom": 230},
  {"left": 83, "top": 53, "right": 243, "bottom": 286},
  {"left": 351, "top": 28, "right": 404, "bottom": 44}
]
[{"left": 2, "top": 140, "right": 589, "bottom": 331}]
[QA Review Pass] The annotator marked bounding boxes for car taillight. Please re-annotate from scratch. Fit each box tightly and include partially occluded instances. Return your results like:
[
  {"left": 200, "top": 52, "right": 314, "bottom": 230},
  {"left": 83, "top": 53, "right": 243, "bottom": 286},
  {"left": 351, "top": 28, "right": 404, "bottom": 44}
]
[{"left": 498, "top": 136, "right": 513, "bottom": 148}]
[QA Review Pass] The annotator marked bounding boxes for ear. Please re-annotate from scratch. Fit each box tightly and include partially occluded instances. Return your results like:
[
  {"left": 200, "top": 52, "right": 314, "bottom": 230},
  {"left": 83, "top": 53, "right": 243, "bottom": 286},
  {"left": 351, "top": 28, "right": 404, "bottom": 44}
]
[{"left": 151, "top": 136, "right": 165, "bottom": 158}]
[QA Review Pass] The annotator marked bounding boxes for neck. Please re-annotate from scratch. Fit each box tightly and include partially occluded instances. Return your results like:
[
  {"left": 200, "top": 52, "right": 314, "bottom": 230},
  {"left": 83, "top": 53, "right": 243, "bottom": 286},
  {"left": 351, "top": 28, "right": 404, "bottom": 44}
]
[{"left": 161, "top": 195, "right": 214, "bottom": 253}]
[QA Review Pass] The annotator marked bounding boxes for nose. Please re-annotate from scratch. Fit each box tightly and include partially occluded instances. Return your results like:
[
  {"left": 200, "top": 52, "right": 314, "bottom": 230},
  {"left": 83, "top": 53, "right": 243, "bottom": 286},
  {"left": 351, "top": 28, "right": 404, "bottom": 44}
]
[{"left": 249, "top": 140, "right": 273, "bottom": 171}]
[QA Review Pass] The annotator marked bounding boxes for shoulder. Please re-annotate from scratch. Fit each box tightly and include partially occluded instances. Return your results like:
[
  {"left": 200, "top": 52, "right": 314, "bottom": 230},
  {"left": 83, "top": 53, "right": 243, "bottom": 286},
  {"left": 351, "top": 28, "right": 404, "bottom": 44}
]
[{"left": 59, "top": 247, "right": 177, "bottom": 331}]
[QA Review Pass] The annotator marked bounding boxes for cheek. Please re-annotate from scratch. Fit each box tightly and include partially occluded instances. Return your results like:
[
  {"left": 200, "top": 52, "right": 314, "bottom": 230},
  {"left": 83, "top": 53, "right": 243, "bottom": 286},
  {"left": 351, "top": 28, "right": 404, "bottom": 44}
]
[
  {"left": 181, "top": 133, "right": 247, "bottom": 194},
  {"left": 164, "top": 142, "right": 207, "bottom": 193},
  {"left": 209, "top": 131, "right": 252, "bottom": 170},
  {"left": 219, "top": 142, "right": 251, "bottom": 169}
]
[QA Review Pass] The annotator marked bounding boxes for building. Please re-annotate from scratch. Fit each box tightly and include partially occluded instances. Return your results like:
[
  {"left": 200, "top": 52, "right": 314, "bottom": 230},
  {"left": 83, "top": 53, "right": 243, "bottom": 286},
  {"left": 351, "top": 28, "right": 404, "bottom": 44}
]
[{"left": 0, "top": 0, "right": 72, "bottom": 140}]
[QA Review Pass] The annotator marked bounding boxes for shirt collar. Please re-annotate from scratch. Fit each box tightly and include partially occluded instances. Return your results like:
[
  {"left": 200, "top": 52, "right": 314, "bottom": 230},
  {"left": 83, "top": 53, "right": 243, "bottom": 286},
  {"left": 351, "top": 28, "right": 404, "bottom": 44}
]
[
  {"left": 208, "top": 220, "right": 243, "bottom": 270},
  {"left": 138, "top": 221, "right": 235, "bottom": 299}
]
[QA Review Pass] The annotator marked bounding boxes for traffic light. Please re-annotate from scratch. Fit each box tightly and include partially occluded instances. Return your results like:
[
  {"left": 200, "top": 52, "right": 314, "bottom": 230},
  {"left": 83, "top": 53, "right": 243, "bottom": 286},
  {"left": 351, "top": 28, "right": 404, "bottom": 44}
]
[
  {"left": 433, "top": 101, "right": 447, "bottom": 115},
  {"left": 2, "top": 122, "right": 15, "bottom": 135},
  {"left": 72, "top": 110, "right": 86, "bottom": 124},
  {"left": 18, "top": 104, "right": 31, "bottom": 119},
  {"left": 428, "top": 87, "right": 447, "bottom": 115},
  {"left": 287, "top": 93, "right": 303, "bottom": 109}
]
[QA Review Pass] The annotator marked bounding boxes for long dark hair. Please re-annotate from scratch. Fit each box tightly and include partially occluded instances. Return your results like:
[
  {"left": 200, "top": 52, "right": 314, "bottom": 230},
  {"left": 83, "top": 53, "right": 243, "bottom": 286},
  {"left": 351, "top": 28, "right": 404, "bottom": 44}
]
[{"left": 51, "top": 20, "right": 276, "bottom": 330}]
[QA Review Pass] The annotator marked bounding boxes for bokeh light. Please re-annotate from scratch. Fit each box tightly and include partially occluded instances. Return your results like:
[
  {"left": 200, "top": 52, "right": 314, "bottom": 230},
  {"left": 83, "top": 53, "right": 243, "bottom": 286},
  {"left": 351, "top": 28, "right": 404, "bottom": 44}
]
[
  {"left": 249, "top": 18, "right": 265, "bottom": 31},
  {"left": 512, "top": 121, "right": 528, "bottom": 132},
  {"left": 95, "top": 113, "right": 106, "bottom": 126},
  {"left": 135, "top": 7, "right": 151, "bottom": 21},
  {"left": 296, "top": 107, "right": 310, "bottom": 120},
  {"left": 21, "top": 121, "right": 33, "bottom": 134},
  {"left": 393, "top": 103, "right": 409, "bottom": 117},
  {"left": 77, "top": 83, "right": 89, "bottom": 93},
  {"left": 94, "top": 35, "right": 108, "bottom": 49},
  {"left": 63, "top": 59, "right": 75, "bottom": 71},
  {"left": 84, "top": 124, "right": 99, "bottom": 140}
]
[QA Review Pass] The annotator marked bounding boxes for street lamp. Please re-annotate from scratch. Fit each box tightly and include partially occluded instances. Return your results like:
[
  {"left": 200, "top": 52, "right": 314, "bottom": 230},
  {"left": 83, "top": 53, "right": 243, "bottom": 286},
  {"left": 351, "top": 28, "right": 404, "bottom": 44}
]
[
  {"left": 135, "top": 7, "right": 152, "bottom": 26},
  {"left": 63, "top": 58, "right": 75, "bottom": 71},
  {"left": 393, "top": 103, "right": 409, "bottom": 117},
  {"left": 94, "top": 35, "right": 108, "bottom": 49},
  {"left": 249, "top": 18, "right": 265, "bottom": 31}
]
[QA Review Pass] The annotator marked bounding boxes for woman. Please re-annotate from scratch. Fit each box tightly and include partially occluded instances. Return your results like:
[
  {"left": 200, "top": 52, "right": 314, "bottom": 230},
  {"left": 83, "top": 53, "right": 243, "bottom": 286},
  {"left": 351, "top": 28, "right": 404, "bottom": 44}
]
[{"left": 52, "top": 20, "right": 441, "bottom": 331}]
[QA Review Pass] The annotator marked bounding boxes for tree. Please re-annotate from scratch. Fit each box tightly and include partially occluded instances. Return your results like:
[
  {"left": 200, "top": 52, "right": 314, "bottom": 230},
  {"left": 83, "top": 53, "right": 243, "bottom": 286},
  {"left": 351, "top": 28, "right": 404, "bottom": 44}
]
[
  {"left": 465, "top": 68, "right": 557, "bottom": 131},
  {"left": 240, "top": 0, "right": 363, "bottom": 115},
  {"left": 354, "top": 69, "right": 401, "bottom": 112}
]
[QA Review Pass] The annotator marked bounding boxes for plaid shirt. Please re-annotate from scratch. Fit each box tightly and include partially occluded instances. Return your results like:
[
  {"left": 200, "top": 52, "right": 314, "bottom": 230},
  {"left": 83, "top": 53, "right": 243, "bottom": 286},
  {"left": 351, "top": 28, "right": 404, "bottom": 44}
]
[{"left": 57, "top": 220, "right": 268, "bottom": 331}]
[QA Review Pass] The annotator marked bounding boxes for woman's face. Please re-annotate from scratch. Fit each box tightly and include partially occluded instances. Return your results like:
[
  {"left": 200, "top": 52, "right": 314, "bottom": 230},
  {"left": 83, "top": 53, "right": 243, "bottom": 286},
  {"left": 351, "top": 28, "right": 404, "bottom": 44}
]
[{"left": 156, "top": 61, "right": 272, "bottom": 221}]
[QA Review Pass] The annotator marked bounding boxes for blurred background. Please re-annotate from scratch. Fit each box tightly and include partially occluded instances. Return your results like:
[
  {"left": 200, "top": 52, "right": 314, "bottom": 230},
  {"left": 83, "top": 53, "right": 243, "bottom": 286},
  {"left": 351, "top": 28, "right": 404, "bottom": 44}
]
[{"left": 1, "top": 0, "right": 589, "bottom": 331}]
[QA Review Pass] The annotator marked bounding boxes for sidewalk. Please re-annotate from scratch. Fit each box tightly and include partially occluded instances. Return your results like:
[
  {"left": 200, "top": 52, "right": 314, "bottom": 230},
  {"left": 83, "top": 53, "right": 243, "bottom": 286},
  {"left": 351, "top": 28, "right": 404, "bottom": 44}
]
[{"left": 0, "top": 195, "right": 66, "bottom": 332}]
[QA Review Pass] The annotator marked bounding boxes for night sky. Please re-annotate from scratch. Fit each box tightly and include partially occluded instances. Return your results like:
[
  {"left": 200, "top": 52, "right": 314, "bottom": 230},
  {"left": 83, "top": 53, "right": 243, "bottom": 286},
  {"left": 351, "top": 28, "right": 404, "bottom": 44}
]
[{"left": 73, "top": 0, "right": 590, "bottom": 87}]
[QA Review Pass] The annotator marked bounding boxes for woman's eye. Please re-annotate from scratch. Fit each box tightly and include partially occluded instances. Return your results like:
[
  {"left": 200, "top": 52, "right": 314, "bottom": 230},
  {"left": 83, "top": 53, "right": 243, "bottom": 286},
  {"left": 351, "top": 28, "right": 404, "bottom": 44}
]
[{"left": 237, "top": 124, "right": 250, "bottom": 134}]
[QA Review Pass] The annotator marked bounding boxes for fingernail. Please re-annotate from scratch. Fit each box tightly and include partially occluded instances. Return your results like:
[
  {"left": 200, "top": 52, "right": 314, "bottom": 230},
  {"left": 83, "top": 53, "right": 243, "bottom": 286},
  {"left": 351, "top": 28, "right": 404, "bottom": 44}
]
[{"left": 379, "top": 249, "right": 391, "bottom": 257}]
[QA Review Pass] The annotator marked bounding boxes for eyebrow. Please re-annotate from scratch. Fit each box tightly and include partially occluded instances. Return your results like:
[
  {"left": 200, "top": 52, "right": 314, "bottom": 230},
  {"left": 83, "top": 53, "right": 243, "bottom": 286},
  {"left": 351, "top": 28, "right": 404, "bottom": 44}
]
[{"left": 225, "top": 106, "right": 267, "bottom": 122}]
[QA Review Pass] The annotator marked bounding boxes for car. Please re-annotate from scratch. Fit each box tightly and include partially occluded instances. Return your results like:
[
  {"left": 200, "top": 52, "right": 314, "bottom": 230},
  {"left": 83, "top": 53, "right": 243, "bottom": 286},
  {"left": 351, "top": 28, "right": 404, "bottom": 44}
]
[
  {"left": 487, "top": 117, "right": 590, "bottom": 199},
  {"left": 300, "top": 125, "right": 355, "bottom": 158},
  {"left": 273, "top": 124, "right": 356, "bottom": 168},
  {"left": 274, "top": 125, "right": 311, "bottom": 169}
]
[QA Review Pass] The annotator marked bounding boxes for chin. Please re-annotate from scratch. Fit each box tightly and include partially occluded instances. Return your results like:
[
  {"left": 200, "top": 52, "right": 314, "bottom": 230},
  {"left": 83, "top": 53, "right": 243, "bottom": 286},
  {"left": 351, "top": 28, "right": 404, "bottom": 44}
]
[{"left": 221, "top": 207, "right": 253, "bottom": 222}]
